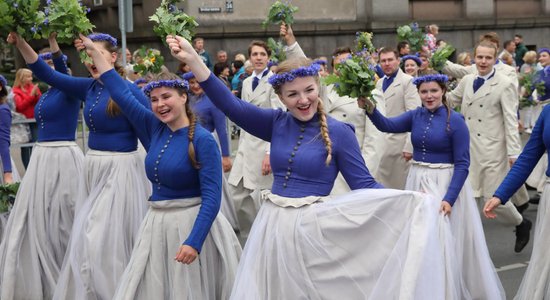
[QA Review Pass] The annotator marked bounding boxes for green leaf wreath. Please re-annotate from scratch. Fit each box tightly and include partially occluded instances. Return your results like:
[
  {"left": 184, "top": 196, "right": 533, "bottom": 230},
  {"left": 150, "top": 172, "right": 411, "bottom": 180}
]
[
  {"left": 0, "top": 182, "right": 20, "bottom": 213},
  {"left": 322, "top": 32, "right": 377, "bottom": 102},
  {"left": 149, "top": 0, "right": 198, "bottom": 42},
  {"left": 396, "top": 22, "right": 425, "bottom": 53},
  {"left": 262, "top": 1, "right": 299, "bottom": 28},
  {"left": 429, "top": 44, "right": 455, "bottom": 71},
  {"left": 0, "top": 0, "right": 45, "bottom": 40},
  {"left": 133, "top": 46, "right": 165, "bottom": 75}
]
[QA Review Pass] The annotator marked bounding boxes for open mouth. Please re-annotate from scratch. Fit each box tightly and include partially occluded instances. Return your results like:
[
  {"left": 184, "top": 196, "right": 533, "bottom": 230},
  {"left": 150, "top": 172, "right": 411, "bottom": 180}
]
[
  {"left": 297, "top": 104, "right": 311, "bottom": 111},
  {"left": 158, "top": 108, "right": 171, "bottom": 117}
]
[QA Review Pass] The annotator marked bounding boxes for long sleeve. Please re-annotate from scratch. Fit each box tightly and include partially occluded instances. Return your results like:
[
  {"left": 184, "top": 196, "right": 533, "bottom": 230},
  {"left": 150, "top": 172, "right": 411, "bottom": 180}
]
[
  {"left": 447, "top": 77, "right": 466, "bottom": 107},
  {"left": 28, "top": 58, "right": 91, "bottom": 101},
  {"left": 183, "top": 133, "right": 222, "bottom": 252},
  {"left": 403, "top": 78, "right": 421, "bottom": 153},
  {"left": 368, "top": 108, "right": 414, "bottom": 133},
  {"left": 501, "top": 80, "right": 522, "bottom": 156},
  {"left": 211, "top": 106, "right": 230, "bottom": 157},
  {"left": 13, "top": 85, "right": 41, "bottom": 117},
  {"left": 442, "top": 61, "right": 474, "bottom": 79},
  {"left": 494, "top": 106, "right": 548, "bottom": 203},
  {"left": 0, "top": 106, "right": 12, "bottom": 173},
  {"left": 443, "top": 116, "right": 470, "bottom": 205},
  {"left": 100, "top": 69, "right": 157, "bottom": 139},
  {"left": 199, "top": 73, "right": 277, "bottom": 142},
  {"left": 52, "top": 54, "right": 68, "bottom": 75}
]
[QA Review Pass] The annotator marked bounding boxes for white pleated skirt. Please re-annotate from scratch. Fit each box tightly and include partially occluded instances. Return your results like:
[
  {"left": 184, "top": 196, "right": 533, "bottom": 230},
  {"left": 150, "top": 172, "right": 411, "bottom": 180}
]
[
  {"left": 406, "top": 161, "right": 505, "bottom": 300},
  {"left": 514, "top": 178, "right": 550, "bottom": 300},
  {"left": 0, "top": 141, "right": 84, "bottom": 300},
  {"left": 113, "top": 198, "right": 241, "bottom": 300},
  {"left": 53, "top": 149, "right": 149, "bottom": 300},
  {"left": 0, "top": 158, "right": 21, "bottom": 242},
  {"left": 230, "top": 187, "right": 476, "bottom": 299}
]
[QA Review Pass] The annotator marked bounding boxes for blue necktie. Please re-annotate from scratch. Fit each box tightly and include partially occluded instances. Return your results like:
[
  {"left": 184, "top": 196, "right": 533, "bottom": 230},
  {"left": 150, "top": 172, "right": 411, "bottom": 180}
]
[
  {"left": 473, "top": 77, "right": 485, "bottom": 93},
  {"left": 382, "top": 76, "right": 395, "bottom": 92},
  {"left": 252, "top": 76, "right": 259, "bottom": 91}
]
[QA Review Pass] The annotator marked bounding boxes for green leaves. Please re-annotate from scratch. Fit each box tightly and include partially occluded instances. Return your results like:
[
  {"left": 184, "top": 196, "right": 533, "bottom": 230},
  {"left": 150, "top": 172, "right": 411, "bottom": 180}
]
[
  {"left": 262, "top": 1, "right": 298, "bottom": 28},
  {"left": 322, "top": 32, "right": 378, "bottom": 103},
  {"left": 133, "top": 46, "right": 165, "bottom": 75},
  {"left": 150, "top": 0, "right": 198, "bottom": 42},
  {"left": 41, "top": 0, "right": 95, "bottom": 44},
  {"left": 0, "top": 0, "right": 46, "bottom": 40},
  {"left": 266, "top": 37, "right": 286, "bottom": 64},
  {"left": 429, "top": 44, "right": 455, "bottom": 71},
  {"left": 519, "top": 72, "right": 547, "bottom": 108},
  {"left": 396, "top": 22, "right": 425, "bottom": 53},
  {"left": 0, "top": 182, "right": 20, "bottom": 213}
]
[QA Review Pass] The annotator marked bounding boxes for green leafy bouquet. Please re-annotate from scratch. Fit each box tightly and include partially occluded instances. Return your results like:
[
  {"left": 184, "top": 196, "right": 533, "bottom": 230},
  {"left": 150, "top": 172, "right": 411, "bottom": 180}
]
[
  {"left": 133, "top": 46, "right": 165, "bottom": 75},
  {"left": 429, "top": 44, "right": 455, "bottom": 71},
  {"left": 0, "top": 182, "right": 20, "bottom": 213},
  {"left": 39, "top": 0, "right": 95, "bottom": 63},
  {"left": 262, "top": 1, "right": 299, "bottom": 28},
  {"left": 150, "top": 0, "right": 198, "bottom": 42},
  {"left": 396, "top": 22, "right": 425, "bottom": 53},
  {"left": 266, "top": 37, "right": 286, "bottom": 64},
  {"left": 323, "top": 32, "right": 378, "bottom": 101},
  {"left": 0, "top": 0, "right": 46, "bottom": 40},
  {"left": 519, "top": 72, "right": 546, "bottom": 109}
]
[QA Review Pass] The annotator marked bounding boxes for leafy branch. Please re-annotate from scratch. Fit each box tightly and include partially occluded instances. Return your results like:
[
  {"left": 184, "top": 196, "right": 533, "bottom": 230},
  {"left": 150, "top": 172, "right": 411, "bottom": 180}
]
[{"left": 150, "top": 0, "right": 198, "bottom": 42}]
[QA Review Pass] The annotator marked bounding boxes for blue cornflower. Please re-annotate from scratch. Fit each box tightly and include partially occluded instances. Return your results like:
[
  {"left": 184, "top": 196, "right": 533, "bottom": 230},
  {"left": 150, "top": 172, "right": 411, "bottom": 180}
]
[
  {"left": 13, "top": 3, "right": 18, "bottom": 8},
  {"left": 43, "top": 19, "right": 49, "bottom": 25},
  {"left": 86, "top": 7, "right": 91, "bottom": 13},
  {"left": 168, "top": 4, "right": 177, "bottom": 13},
  {"left": 31, "top": 26, "right": 37, "bottom": 33},
  {"left": 44, "top": 8, "right": 49, "bottom": 15}
]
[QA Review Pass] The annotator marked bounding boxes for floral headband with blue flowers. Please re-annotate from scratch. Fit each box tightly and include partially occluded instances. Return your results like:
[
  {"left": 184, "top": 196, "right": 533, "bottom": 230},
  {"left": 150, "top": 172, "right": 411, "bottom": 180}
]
[
  {"left": 538, "top": 48, "right": 550, "bottom": 55},
  {"left": 88, "top": 33, "right": 118, "bottom": 47},
  {"left": 133, "top": 78, "right": 148, "bottom": 86},
  {"left": 0, "top": 75, "right": 7, "bottom": 89},
  {"left": 268, "top": 63, "right": 321, "bottom": 88},
  {"left": 39, "top": 52, "right": 68, "bottom": 62},
  {"left": 142, "top": 79, "right": 189, "bottom": 97},
  {"left": 412, "top": 74, "right": 449, "bottom": 86},
  {"left": 401, "top": 55, "right": 422, "bottom": 67}
]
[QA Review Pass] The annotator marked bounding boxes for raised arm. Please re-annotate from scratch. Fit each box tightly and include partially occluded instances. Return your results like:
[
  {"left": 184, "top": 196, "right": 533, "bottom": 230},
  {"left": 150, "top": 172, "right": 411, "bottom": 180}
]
[
  {"left": 167, "top": 35, "right": 277, "bottom": 142},
  {"left": 367, "top": 107, "right": 414, "bottom": 133},
  {"left": 441, "top": 60, "right": 473, "bottom": 79},
  {"left": 48, "top": 33, "right": 69, "bottom": 75},
  {"left": 8, "top": 32, "right": 91, "bottom": 100}
]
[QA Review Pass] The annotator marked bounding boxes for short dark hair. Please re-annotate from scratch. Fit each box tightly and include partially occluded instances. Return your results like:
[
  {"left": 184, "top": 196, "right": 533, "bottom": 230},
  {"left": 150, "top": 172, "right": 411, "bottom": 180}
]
[
  {"left": 478, "top": 32, "right": 500, "bottom": 49},
  {"left": 331, "top": 46, "right": 352, "bottom": 67},
  {"left": 515, "top": 34, "right": 523, "bottom": 39},
  {"left": 397, "top": 41, "right": 410, "bottom": 53},
  {"left": 232, "top": 60, "right": 244, "bottom": 69},
  {"left": 213, "top": 62, "right": 229, "bottom": 77},
  {"left": 503, "top": 40, "right": 515, "bottom": 49},
  {"left": 378, "top": 47, "right": 399, "bottom": 59},
  {"left": 248, "top": 40, "right": 271, "bottom": 57}
]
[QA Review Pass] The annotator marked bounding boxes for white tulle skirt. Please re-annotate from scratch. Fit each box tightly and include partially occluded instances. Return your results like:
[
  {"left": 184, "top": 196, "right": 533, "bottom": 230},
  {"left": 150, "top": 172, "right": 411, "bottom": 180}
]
[
  {"left": 53, "top": 150, "right": 149, "bottom": 300},
  {"left": 230, "top": 187, "right": 484, "bottom": 299},
  {"left": 514, "top": 178, "right": 550, "bottom": 300},
  {"left": 405, "top": 161, "right": 505, "bottom": 300},
  {"left": 0, "top": 141, "right": 84, "bottom": 300},
  {"left": 113, "top": 198, "right": 241, "bottom": 300}
]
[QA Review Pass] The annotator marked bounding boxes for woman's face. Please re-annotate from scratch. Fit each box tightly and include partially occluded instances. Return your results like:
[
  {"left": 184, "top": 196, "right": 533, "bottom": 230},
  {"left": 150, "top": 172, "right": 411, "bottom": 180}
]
[
  {"left": 404, "top": 59, "right": 419, "bottom": 76},
  {"left": 22, "top": 72, "right": 33, "bottom": 85},
  {"left": 418, "top": 81, "right": 444, "bottom": 111},
  {"left": 85, "top": 42, "right": 117, "bottom": 79},
  {"left": 539, "top": 52, "right": 550, "bottom": 67},
  {"left": 222, "top": 67, "right": 230, "bottom": 77},
  {"left": 188, "top": 78, "right": 203, "bottom": 95},
  {"left": 279, "top": 76, "right": 320, "bottom": 122},
  {"left": 150, "top": 86, "right": 187, "bottom": 128}
]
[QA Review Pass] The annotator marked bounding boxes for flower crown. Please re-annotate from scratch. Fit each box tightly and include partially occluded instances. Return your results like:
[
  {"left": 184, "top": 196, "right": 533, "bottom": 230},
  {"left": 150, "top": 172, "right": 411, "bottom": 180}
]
[
  {"left": 38, "top": 52, "right": 68, "bottom": 62},
  {"left": 401, "top": 55, "right": 422, "bottom": 67},
  {"left": 133, "top": 78, "right": 148, "bottom": 86},
  {"left": 313, "top": 59, "right": 327, "bottom": 66},
  {"left": 142, "top": 79, "right": 189, "bottom": 97},
  {"left": 181, "top": 72, "right": 195, "bottom": 81},
  {"left": 412, "top": 74, "right": 449, "bottom": 86},
  {"left": 88, "top": 33, "right": 118, "bottom": 47},
  {"left": 538, "top": 48, "right": 550, "bottom": 55},
  {"left": 268, "top": 63, "right": 321, "bottom": 88},
  {"left": 0, "top": 75, "right": 7, "bottom": 89}
]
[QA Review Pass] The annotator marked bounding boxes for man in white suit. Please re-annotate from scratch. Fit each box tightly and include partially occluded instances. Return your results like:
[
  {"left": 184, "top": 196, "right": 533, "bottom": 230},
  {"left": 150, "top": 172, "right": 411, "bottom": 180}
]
[
  {"left": 375, "top": 47, "right": 421, "bottom": 189},
  {"left": 280, "top": 25, "right": 386, "bottom": 195},
  {"left": 228, "top": 40, "right": 283, "bottom": 242},
  {"left": 447, "top": 41, "right": 532, "bottom": 253}
]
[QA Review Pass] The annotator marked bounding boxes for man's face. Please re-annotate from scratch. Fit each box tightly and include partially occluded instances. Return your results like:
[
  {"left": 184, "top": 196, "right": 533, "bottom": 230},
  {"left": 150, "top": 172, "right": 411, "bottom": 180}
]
[
  {"left": 194, "top": 39, "right": 204, "bottom": 51},
  {"left": 379, "top": 52, "right": 399, "bottom": 76},
  {"left": 475, "top": 46, "right": 496, "bottom": 76},
  {"left": 514, "top": 36, "right": 522, "bottom": 45}
]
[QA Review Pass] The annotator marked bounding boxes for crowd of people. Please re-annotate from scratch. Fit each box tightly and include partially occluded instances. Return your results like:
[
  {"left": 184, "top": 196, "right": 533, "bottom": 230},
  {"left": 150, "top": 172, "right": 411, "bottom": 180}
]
[{"left": 0, "top": 19, "right": 548, "bottom": 299}]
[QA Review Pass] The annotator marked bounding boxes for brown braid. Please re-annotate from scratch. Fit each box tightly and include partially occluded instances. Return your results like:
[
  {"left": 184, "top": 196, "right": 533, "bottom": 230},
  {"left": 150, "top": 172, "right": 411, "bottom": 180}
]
[
  {"left": 92, "top": 39, "right": 125, "bottom": 117},
  {"left": 186, "top": 101, "right": 200, "bottom": 169},
  {"left": 442, "top": 95, "right": 452, "bottom": 133},
  {"left": 316, "top": 99, "right": 333, "bottom": 165}
]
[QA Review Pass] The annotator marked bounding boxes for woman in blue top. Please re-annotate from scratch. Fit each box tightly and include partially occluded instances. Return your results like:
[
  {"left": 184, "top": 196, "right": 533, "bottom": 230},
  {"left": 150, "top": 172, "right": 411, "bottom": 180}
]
[
  {"left": 0, "top": 75, "right": 15, "bottom": 185},
  {"left": 364, "top": 74, "right": 505, "bottom": 299},
  {"left": 0, "top": 34, "right": 85, "bottom": 300},
  {"left": 8, "top": 32, "right": 151, "bottom": 300},
  {"left": 485, "top": 76, "right": 550, "bottom": 300},
  {"left": 183, "top": 71, "right": 240, "bottom": 232},
  {"left": 77, "top": 34, "right": 241, "bottom": 300},
  {"left": 167, "top": 35, "right": 464, "bottom": 300}
]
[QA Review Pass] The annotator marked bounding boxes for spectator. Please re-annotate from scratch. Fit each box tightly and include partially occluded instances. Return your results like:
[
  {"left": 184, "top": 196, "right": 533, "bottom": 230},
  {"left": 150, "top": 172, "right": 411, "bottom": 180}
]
[
  {"left": 456, "top": 52, "right": 472, "bottom": 66},
  {"left": 216, "top": 50, "right": 228, "bottom": 64},
  {"left": 499, "top": 40, "right": 517, "bottom": 68},
  {"left": 234, "top": 53, "right": 246, "bottom": 62},
  {"left": 12, "top": 68, "right": 41, "bottom": 119},
  {"left": 213, "top": 62, "right": 231, "bottom": 89},
  {"left": 175, "top": 61, "right": 191, "bottom": 77},
  {"left": 514, "top": 34, "right": 529, "bottom": 68},
  {"left": 425, "top": 24, "right": 439, "bottom": 53},
  {"left": 231, "top": 60, "right": 245, "bottom": 91},
  {"left": 193, "top": 37, "right": 213, "bottom": 69},
  {"left": 520, "top": 51, "right": 538, "bottom": 74},
  {"left": 397, "top": 41, "right": 410, "bottom": 57}
]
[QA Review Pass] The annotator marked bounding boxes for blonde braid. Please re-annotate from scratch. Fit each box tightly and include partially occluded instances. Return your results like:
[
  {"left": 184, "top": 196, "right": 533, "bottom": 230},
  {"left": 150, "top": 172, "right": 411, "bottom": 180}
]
[
  {"left": 317, "top": 99, "right": 333, "bottom": 165},
  {"left": 186, "top": 105, "right": 200, "bottom": 169}
]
